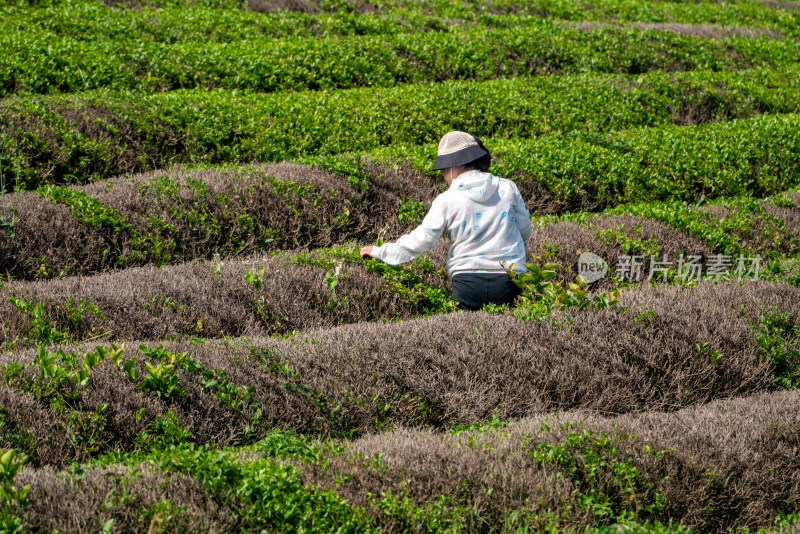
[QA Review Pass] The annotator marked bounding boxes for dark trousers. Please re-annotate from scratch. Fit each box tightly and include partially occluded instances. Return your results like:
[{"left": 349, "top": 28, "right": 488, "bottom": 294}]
[{"left": 451, "top": 273, "right": 522, "bottom": 311}]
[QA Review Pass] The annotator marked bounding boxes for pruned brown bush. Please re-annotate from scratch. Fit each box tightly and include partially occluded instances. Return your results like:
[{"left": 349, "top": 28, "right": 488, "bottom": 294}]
[
  {"left": 0, "top": 191, "right": 116, "bottom": 279},
  {"left": 520, "top": 215, "right": 711, "bottom": 290},
  {"left": 0, "top": 247, "right": 445, "bottom": 346},
  {"left": 13, "top": 388, "right": 799, "bottom": 532},
  {"left": 0, "top": 384, "right": 73, "bottom": 467},
  {"left": 0, "top": 350, "right": 167, "bottom": 467},
  {"left": 507, "top": 170, "right": 563, "bottom": 215},
  {"left": 293, "top": 388, "right": 800, "bottom": 532},
  {"left": 698, "top": 201, "right": 800, "bottom": 257},
  {"left": 555, "top": 388, "right": 800, "bottom": 530},
  {"left": 632, "top": 22, "right": 785, "bottom": 39},
  {"left": 101, "top": 0, "right": 313, "bottom": 11},
  {"left": 0, "top": 282, "right": 800, "bottom": 472},
  {"left": 3, "top": 279, "right": 796, "bottom": 467},
  {"left": 17, "top": 462, "right": 236, "bottom": 533},
  {"left": 571, "top": 20, "right": 785, "bottom": 39},
  {"left": 80, "top": 161, "right": 438, "bottom": 255},
  {"left": 0, "top": 338, "right": 334, "bottom": 467},
  {"left": 698, "top": 204, "right": 731, "bottom": 220},
  {"left": 265, "top": 280, "right": 798, "bottom": 427},
  {"left": 525, "top": 220, "right": 620, "bottom": 289},
  {"left": 746, "top": 207, "right": 800, "bottom": 257},
  {"left": 761, "top": 0, "right": 800, "bottom": 11},
  {"left": 588, "top": 214, "right": 714, "bottom": 256},
  {"left": 587, "top": 213, "right": 715, "bottom": 284},
  {"left": 245, "top": 0, "right": 377, "bottom": 12},
  {"left": 763, "top": 200, "right": 800, "bottom": 236},
  {"left": 0, "top": 201, "right": 754, "bottom": 346},
  {"left": 0, "top": 161, "right": 440, "bottom": 280},
  {"left": 244, "top": 0, "right": 321, "bottom": 13}
]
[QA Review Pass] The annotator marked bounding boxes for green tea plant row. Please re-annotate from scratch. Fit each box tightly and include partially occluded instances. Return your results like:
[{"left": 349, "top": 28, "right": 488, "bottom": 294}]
[
  {"left": 5, "top": 0, "right": 797, "bottom": 44},
  {"left": 0, "top": 0, "right": 435, "bottom": 43},
  {"left": 2, "top": 66, "right": 799, "bottom": 187},
  {"left": 383, "top": 0, "right": 800, "bottom": 35},
  {"left": 9, "top": 0, "right": 800, "bottom": 36},
  {"left": 4, "top": 17, "right": 799, "bottom": 96},
  {"left": 368, "top": 112, "right": 800, "bottom": 212}
]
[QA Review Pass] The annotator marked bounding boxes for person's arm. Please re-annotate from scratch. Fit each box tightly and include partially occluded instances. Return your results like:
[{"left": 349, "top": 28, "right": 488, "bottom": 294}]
[
  {"left": 363, "top": 200, "right": 446, "bottom": 264},
  {"left": 512, "top": 183, "right": 532, "bottom": 241}
]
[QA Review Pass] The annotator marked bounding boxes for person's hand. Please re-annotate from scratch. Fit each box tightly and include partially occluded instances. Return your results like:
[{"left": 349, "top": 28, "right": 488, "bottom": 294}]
[{"left": 359, "top": 245, "right": 374, "bottom": 258}]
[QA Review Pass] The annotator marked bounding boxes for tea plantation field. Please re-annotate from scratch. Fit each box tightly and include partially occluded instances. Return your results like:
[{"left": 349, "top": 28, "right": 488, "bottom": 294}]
[{"left": 1, "top": 0, "right": 800, "bottom": 532}]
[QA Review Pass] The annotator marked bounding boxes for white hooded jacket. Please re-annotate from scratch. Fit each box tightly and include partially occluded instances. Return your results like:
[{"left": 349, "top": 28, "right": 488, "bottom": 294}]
[{"left": 370, "top": 170, "right": 532, "bottom": 275}]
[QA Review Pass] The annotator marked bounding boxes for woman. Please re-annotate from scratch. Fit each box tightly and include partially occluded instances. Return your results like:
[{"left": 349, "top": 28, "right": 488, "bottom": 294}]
[{"left": 359, "top": 131, "right": 532, "bottom": 311}]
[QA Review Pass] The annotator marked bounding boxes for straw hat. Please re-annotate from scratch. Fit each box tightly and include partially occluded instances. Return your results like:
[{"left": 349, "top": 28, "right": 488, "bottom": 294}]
[{"left": 431, "top": 131, "right": 489, "bottom": 171}]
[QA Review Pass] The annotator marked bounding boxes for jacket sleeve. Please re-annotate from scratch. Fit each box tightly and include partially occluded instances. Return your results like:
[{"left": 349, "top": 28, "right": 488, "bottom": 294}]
[
  {"left": 370, "top": 200, "right": 446, "bottom": 265},
  {"left": 512, "top": 182, "right": 532, "bottom": 241}
]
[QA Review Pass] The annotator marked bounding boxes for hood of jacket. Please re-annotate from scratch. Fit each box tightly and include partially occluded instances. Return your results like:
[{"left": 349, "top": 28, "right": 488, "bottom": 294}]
[{"left": 450, "top": 170, "right": 498, "bottom": 203}]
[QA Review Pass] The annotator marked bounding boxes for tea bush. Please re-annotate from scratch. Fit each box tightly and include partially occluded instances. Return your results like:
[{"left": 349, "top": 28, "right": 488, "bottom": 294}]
[
  {"left": 3, "top": 20, "right": 799, "bottom": 96},
  {"left": 373, "top": 113, "right": 800, "bottom": 211},
  {"left": 386, "top": 0, "right": 800, "bottom": 35},
  {"left": 4, "top": 0, "right": 798, "bottom": 42},
  {"left": 3, "top": 67, "right": 800, "bottom": 187}
]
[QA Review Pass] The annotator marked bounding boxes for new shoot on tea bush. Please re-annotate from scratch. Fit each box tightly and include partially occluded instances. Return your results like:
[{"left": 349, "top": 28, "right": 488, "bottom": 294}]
[
  {"left": 0, "top": 448, "right": 31, "bottom": 531},
  {"left": 502, "top": 248, "right": 622, "bottom": 321}
]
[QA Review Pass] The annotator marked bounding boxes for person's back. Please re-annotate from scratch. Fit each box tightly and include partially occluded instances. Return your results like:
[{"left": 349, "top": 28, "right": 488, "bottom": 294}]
[
  {"left": 360, "top": 131, "right": 532, "bottom": 311},
  {"left": 436, "top": 169, "right": 530, "bottom": 277}
]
